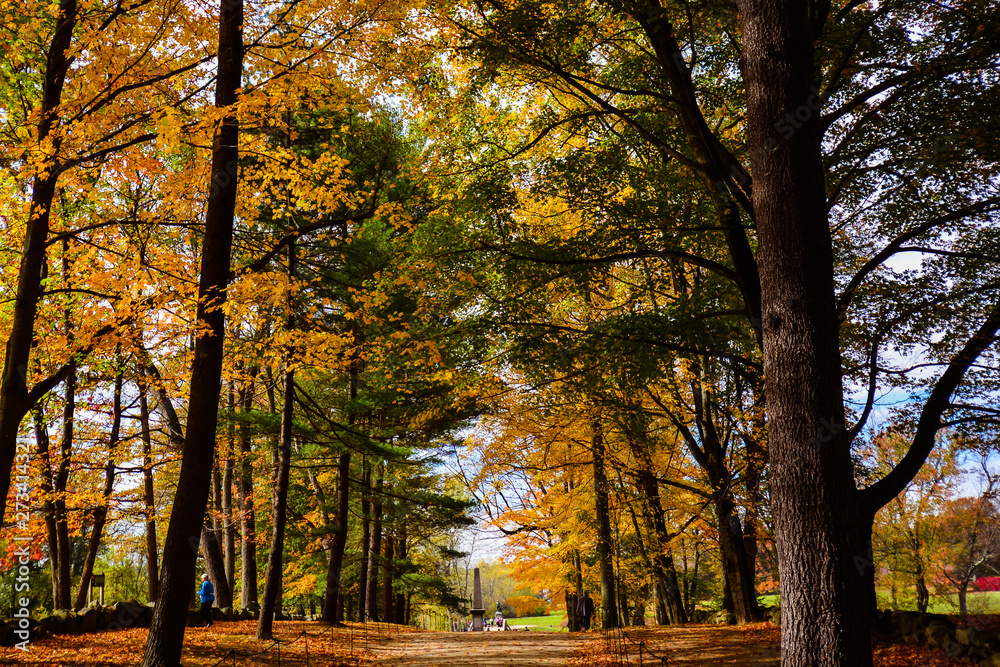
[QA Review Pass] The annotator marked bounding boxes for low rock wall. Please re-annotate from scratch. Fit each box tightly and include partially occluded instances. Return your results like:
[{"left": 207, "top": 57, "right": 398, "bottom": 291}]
[{"left": 883, "top": 610, "right": 1000, "bottom": 666}]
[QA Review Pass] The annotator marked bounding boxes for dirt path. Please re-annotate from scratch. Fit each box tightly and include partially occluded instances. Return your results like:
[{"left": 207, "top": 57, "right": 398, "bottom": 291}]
[{"left": 370, "top": 630, "right": 586, "bottom": 666}]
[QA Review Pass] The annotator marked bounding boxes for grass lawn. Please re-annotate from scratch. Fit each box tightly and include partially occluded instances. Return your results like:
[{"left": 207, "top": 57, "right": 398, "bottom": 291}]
[
  {"left": 506, "top": 610, "right": 567, "bottom": 632},
  {"left": 921, "top": 591, "right": 1000, "bottom": 614}
]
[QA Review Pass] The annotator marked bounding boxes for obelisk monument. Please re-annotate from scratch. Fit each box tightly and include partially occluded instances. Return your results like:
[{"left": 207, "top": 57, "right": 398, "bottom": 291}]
[{"left": 471, "top": 567, "right": 485, "bottom": 631}]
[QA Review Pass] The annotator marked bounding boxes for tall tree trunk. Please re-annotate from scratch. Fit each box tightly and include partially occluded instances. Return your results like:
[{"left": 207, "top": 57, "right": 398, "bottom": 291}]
[
  {"left": 625, "top": 429, "right": 686, "bottom": 625},
  {"left": 591, "top": 416, "right": 618, "bottom": 629},
  {"left": 258, "top": 280, "right": 295, "bottom": 640},
  {"left": 366, "top": 465, "right": 384, "bottom": 621},
  {"left": 74, "top": 366, "right": 123, "bottom": 609},
  {"left": 238, "top": 371, "right": 258, "bottom": 610},
  {"left": 0, "top": 0, "right": 77, "bottom": 527},
  {"left": 321, "top": 451, "right": 351, "bottom": 625},
  {"left": 139, "top": 378, "right": 159, "bottom": 602},
  {"left": 357, "top": 457, "right": 371, "bottom": 622},
  {"left": 323, "top": 353, "right": 358, "bottom": 625},
  {"left": 140, "top": 0, "right": 243, "bottom": 660},
  {"left": 738, "top": 1, "right": 872, "bottom": 663}
]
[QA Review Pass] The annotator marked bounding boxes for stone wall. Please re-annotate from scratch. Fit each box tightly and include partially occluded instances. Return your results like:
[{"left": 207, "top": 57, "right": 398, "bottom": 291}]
[{"left": 883, "top": 610, "right": 1000, "bottom": 665}]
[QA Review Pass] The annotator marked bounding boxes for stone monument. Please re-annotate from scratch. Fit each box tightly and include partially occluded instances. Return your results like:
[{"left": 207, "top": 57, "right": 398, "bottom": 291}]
[{"left": 471, "top": 567, "right": 485, "bottom": 631}]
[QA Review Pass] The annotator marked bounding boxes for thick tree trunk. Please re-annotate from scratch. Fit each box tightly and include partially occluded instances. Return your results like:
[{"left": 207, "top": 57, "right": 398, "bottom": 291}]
[
  {"left": 257, "top": 363, "right": 294, "bottom": 640},
  {"left": 738, "top": 1, "right": 872, "bottom": 664},
  {"left": 367, "top": 465, "right": 384, "bottom": 621},
  {"left": 238, "top": 373, "right": 258, "bottom": 610},
  {"left": 0, "top": 0, "right": 77, "bottom": 528},
  {"left": 592, "top": 417, "right": 618, "bottom": 629},
  {"left": 139, "top": 0, "right": 242, "bottom": 661},
  {"left": 74, "top": 368, "right": 122, "bottom": 610},
  {"left": 139, "top": 379, "right": 159, "bottom": 602}
]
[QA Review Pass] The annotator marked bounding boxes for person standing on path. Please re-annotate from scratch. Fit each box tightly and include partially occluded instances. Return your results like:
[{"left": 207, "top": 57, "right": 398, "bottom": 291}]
[
  {"left": 199, "top": 573, "right": 215, "bottom": 628},
  {"left": 577, "top": 590, "right": 594, "bottom": 631}
]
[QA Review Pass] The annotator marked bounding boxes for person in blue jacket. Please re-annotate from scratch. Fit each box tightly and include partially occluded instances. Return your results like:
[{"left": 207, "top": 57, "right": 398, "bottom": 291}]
[{"left": 199, "top": 573, "right": 215, "bottom": 628}]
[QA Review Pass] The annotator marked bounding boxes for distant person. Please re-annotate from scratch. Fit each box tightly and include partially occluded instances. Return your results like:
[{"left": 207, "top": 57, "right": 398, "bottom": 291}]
[
  {"left": 199, "top": 573, "right": 215, "bottom": 628},
  {"left": 577, "top": 590, "right": 594, "bottom": 631}
]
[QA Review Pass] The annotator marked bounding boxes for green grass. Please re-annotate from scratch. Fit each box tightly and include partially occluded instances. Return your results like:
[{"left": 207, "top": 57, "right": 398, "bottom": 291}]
[
  {"left": 877, "top": 591, "right": 1000, "bottom": 615},
  {"left": 505, "top": 610, "right": 567, "bottom": 632}
]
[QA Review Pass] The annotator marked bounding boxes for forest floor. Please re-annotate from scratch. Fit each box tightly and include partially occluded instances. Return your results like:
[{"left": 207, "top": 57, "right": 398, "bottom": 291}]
[
  {"left": 0, "top": 619, "right": 982, "bottom": 666},
  {"left": 568, "top": 623, "right": 979, "bottom": 667},
  {"left": 0, "top": 619, "right": 375, "bottom": 666}
]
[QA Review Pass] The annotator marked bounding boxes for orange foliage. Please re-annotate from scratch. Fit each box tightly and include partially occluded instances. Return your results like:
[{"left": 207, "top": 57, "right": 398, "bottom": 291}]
[
  {"left": 0, "top": 620, "right": 373, "bottom": 667},
  {"left": 505, "top": 595, "right": 548, "bottom": 618}
]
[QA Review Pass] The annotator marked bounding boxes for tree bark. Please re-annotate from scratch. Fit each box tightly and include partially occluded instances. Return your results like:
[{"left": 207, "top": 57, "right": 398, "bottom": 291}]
[
  {"left": 140, "top": 0, "right": 242, "bottom": 660},
  {"left": 257, "top": 352, "right": 294, "bottom": 638},
  {"left": 139, "top": 378, "right": 160, "bottom": 602},
  {"left": 74, "top": 366, "right": 123, "bottom": 610},
  {"left": 591, "top": 416, "right": 618, "bottom": 629},
  {"left": 738, "top": 1, "right": 872, "bottom": 663}
]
